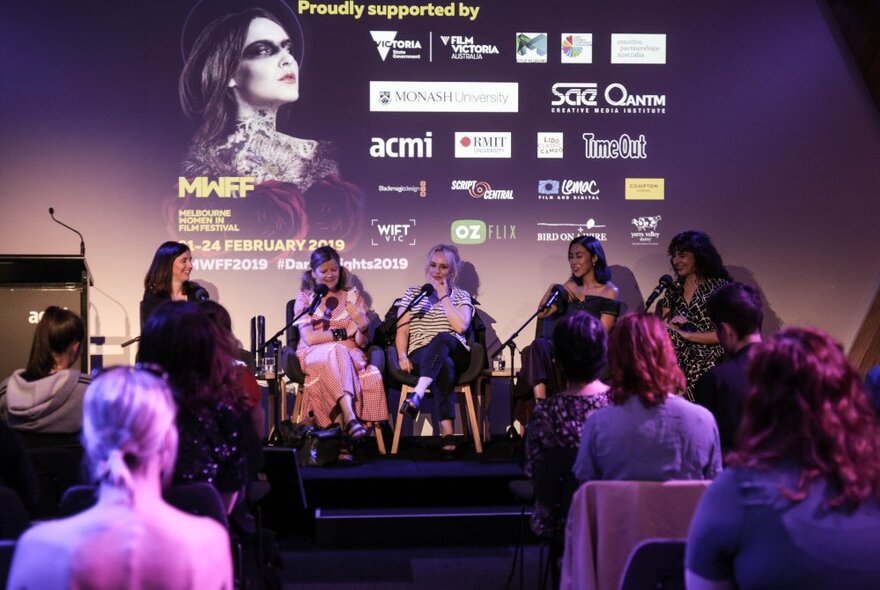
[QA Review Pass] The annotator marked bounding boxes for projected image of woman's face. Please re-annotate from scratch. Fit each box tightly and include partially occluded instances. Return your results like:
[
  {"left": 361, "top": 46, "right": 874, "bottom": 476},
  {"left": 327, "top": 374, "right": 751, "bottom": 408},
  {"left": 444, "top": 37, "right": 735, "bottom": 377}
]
[{"left": 230, "top": 17, "right": 299, "bottom": 108}]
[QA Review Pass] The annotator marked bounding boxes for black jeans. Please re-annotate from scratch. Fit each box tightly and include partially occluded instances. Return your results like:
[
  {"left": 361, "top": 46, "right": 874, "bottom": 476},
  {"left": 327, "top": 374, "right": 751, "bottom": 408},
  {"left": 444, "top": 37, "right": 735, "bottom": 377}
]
[{"left": 408, "top": 333, "right": 470, "bottom": 421}]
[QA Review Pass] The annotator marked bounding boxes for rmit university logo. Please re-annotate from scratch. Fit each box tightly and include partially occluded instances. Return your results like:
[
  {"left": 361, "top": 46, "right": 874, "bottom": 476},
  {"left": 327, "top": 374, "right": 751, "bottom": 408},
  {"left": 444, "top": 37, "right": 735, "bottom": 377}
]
[
  {"left": 370, "top": 132, "right": 432, "bottom": 158},
  {"left": 370, "top": 218, "right": 416, "bottom": 246}
]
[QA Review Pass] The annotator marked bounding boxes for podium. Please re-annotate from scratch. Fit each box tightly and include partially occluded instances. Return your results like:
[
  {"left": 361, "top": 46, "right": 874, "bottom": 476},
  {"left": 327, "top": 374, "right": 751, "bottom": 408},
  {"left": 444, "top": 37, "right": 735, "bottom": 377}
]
[{"left": 0, "top": 255, "right": 91, "bottom": 379}]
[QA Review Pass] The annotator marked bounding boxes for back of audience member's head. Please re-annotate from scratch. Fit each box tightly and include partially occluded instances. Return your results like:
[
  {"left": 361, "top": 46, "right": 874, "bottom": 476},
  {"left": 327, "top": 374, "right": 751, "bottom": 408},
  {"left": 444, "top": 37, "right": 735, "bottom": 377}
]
[
  {"left": 139, "top": 301, "right": 238, "bottom": 410},
  {"left": 552, "top": 311, "right": 606, "bottom": 385},
  {"left": 607, "top": 313, "right": 685, "bottom": 406},
  {"left": 23, "top": 306, "right": 85, "bottom": 381},
  {"left": 83, "top": 366, "right": 178, "bottom": 498},
  {"left": 706, "top": 282, "right": 763, "bottom": 339},
  {"left": 729, "top": 327, "right": 880, "bottom": 506}
]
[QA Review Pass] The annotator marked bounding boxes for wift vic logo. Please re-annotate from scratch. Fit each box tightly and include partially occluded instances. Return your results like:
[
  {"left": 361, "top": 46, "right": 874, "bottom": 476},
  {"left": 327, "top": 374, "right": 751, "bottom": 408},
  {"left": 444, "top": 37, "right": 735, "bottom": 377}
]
[{"left": 370, "top": 218, "right": 416, "bottom": 245}]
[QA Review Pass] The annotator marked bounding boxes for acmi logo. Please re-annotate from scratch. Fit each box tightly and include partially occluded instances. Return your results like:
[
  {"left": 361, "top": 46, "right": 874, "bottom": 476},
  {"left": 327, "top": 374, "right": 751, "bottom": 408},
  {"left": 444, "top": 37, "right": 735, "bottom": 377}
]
[{"left": 370, "top": 132, "right": 433, "bottom": 158}]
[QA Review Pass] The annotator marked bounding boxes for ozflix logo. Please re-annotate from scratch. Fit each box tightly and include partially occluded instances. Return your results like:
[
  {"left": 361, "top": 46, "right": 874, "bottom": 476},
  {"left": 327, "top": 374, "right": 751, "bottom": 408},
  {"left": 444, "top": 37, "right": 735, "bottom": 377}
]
[{"left": 451, "top": 220, "right": 486, "bottom": 244}]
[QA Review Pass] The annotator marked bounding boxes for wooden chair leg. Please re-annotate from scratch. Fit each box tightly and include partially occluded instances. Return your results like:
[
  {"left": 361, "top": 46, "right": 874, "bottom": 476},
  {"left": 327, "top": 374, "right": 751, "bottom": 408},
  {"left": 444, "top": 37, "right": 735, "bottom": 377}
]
[
  {"left": 461, "top": 385, "right": 483, "bottom": 454},
  {"left": 374, "top": 423, "right": 387, "bottom": 455},
  {"left": 291, "top": 382, "right": 303, "bottom": 423},
  {"left": 391, "top": 385, "right": 412, "bottom": 455}
]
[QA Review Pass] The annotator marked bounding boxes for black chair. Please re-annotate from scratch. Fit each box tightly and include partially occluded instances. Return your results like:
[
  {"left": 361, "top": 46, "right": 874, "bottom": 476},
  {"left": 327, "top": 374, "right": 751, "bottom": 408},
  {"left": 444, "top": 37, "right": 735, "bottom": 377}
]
[
  {"left": 0, "top": 486, "right": 29, "bottom": 540},
  {"left": 282, "top": 299, "right": 388, "bottom": 453},
  {"left": 0, "top": 540, "right": 16, "bottom": 589},
  {"left": 507, "top": 447, "right": 580, "bottom": 590},
  {"left": 17, "top": 432, "right": 85, "bottom": 519},
  {"left": 618, "top": 538, "right": 686, "bottom": 590},
  {"left": 386, "top": 302, "right": 488, "bottom": 454}
]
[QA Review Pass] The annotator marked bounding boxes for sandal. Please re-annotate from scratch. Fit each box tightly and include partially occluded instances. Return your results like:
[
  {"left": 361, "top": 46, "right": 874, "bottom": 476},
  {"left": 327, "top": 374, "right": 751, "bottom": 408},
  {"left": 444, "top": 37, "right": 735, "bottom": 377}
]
[
  {"left": 400, "top": 392, "right": 421, "bottom": 419},
  {"left": 345, "top": 418, "right": 368, "bottom": 440},
  {"left": 440, "top": 434, "right": 458, "bottom": 459}
]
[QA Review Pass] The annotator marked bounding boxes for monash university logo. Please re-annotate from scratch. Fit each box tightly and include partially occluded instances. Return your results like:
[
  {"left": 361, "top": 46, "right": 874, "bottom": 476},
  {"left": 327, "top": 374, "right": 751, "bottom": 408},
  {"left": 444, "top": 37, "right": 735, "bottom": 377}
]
[{"left": 371, "top": 31, "right": 423, "bottom": 61}]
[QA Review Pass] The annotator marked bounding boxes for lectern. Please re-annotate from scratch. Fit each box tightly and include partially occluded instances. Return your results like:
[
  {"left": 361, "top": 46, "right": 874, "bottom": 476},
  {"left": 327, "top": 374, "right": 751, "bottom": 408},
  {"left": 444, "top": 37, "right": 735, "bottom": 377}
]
[{"left": 0, "top": 255, "right": 91, "bottom": 379}]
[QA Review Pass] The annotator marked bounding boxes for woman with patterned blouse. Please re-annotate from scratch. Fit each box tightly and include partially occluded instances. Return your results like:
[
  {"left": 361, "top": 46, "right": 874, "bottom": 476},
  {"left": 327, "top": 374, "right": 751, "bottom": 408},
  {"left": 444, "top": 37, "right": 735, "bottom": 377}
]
[
  {"left": 524, "top": 311, "right": 610, "bottom": 537},
  {"left": 657, "top": 230, "right": 731, "bottom": 400},
  {"left": 396, "top": 244, "right": 474, "bottom": 455}
]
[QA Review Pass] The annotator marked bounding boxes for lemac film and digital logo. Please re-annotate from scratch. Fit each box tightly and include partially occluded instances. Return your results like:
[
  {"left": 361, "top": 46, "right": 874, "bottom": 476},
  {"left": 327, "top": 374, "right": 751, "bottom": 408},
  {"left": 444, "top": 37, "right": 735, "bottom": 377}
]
[
  {"left": 370, "top": 81, "right": 518, "bottom": 113},
  {"left": 611, "top": 33, "right": 667, "bottom": 64},
  {"left": 370, "top": 31, "right": 423, "bottom": 61},
  {"left": 582, "top": 133, "right": 647, "bottom": 159},
  {"left": 450, "top": 220, "right": 517, "bottom": 245},
  {"left": 376, "top": 180, "right": 428, "bottom": 198},
  {"left": 552, "top": 82, "right": 666, "bottom": 114},
  {"left": 370, "top": 218, "right": 417, "bottom": 246},
  {"left": 561, "top": 34, "right": 592, "bottom": 64},
  {"left": 537, "top": 178, "right": 600, "bottom": 202},
  {"left": 370, "top": 132, "right": 433, "bottom": 158},
  {"left": 439, "top": 35, "right": 500, "bottom": 61},
  {"left": 536, "top": 218, "right": 608, "bottom": 242},
  {"left": 537, "top": 132, "right": 564, "bottom": 159},
  {"left": 515, "top": 32, "right": 547, "bottom": 63},
  {"left": 625, "top": 178, "right": 665, "bottom": 200},
  {"left": 631, "top": 215, "right": 662, "bottom": 246},
  {"left": 455, "top": 132, "right": 511, "bottom": 158},
  {"left": 450, "top": 179, "right": 514, "bottom": 201}
]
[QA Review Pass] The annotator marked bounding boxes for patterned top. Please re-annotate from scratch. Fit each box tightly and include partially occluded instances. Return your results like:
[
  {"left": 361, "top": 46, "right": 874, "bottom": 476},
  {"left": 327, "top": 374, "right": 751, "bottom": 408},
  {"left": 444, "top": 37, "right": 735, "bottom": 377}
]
[
  {"left": 399, "top": 286, "right": 474, "bottom": 353},
  {"left": 657, "top": 277, "right": 729, "bottom": 400},
  {"left": 524, "top": 391, "right": 611, "bottom": 537}
]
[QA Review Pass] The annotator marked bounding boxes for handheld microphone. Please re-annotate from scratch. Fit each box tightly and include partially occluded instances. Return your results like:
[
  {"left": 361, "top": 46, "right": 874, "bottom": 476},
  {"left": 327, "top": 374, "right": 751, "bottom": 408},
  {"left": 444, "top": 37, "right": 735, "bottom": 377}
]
[
  {"left": 540, "top": 284, "right": 566, "bottom": 312},
  {"left": 192, "top": 285, "right": 210, "bottom": 302},
  {"left": 308, "top": 284, "right": 330, "bottom": 314},
  {"left": 644, "top": 274, "right": 675, "bottom": 310},
  {"left": 409, "top": 283, "right": 435, "bottom": 309},
  {"left": 48, "top": 207, "right": 85, "bottom": 256}
]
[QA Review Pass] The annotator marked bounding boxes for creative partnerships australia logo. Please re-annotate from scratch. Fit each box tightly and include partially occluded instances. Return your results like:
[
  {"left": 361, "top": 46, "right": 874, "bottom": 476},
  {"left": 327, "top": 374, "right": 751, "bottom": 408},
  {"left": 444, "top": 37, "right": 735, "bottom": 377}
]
[
  {"left": 551, "top": 82, "right": 666, "bottom": 114},
  {"left": 537, "top": 178, "right": 600, "bottom": 201},
  {"left": 439, "top": 35, "right": 500, "bottom": 60},
  {"left": 537, "top": 132, "right": 564, "bottom": 158},
  {"left": 582, "top": 133, "right": 647, "bottom": 159},
  {"left": 625, "top": 178, "right": 665, "bottom": 200},
  {"left": 610, "top": 33, "right": 667, "bottom": 64},
  {"left": 561, "top": 34, "right": 592, "bottom": 64},
  {"left": 454, "top": 132, "right": 511, "bottom": 158},
  {"left": 450, "top": 179, "right": 514, "bottom": 200},
  {"left": 536, "top": 218, "right": 607, "bottom": 242},
  {"left": 631, "top": 216, "right": 662, "bottom": 246},
  {"left": 451, "top": 219, "right": 516, "bottom": 245},
  {"left": 370, "top": 81, "right": 518, "bottom": 113},
  {"left": 515, "top": 32, "right": 547, "bottom": 63},
  {"left": 371, "top": 31, "right": 423, "bottom": 61},
  {"left": 370, "top": 132, "right": 433, "bottom": 158},
  {"left": 370, "top": 218, "right": 417, "bottom": 246}
]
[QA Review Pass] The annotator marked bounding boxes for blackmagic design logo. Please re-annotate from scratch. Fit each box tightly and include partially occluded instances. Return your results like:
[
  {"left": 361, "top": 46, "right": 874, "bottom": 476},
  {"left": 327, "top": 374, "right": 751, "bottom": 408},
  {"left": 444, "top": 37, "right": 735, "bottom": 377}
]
[
  {"left": 439, "top": 35, "right": 500, "bottom": 60},
  {"left": 537, "top": 179, "right": 600, "bottom": 201},
  {"left": 371, "top": 31, "right": 423, "bottom": 61},
  {"left": 449, "top": 179, "right": 514, "bottom": 200},
  {"left": 536, "top": 218, "right": 607, "bottom": 242}
]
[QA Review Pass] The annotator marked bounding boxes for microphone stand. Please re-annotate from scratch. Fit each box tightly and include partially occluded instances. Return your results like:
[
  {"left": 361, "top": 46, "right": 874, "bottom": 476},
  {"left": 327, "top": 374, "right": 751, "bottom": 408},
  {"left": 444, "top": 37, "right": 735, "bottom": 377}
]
[{"left": 260, "top": 305, "right": 317, "bottom": 446}]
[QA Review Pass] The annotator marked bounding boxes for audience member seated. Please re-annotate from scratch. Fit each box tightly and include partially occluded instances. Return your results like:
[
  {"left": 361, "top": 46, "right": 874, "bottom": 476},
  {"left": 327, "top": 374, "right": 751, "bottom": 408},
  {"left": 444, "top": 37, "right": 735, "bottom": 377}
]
[
  {"left": 6, "top": 365, "right": 232, "bottom": 588},
  {"left": 0, "top": 306, "right": 89, "bottom": 434},
  {"left": 139, "top": 301, "right": 254, "bottom": 513},
  {"left": 574, "top": 313, "right": 722, "bottom": 483},
  {"left": 294, "top": 246, "right": 387, "bottom": 460},
  {"left": 693, "top": 282, "right": 763, "bottom": 454},
  {"left": 524, "top": 311, "right": 610, "bottom": 537},
  {"left": 396, "top": 244, "right": 475, "bottom": 456},
  {"left": 686, "top": 327, "right": 880, "bottom": 589}
]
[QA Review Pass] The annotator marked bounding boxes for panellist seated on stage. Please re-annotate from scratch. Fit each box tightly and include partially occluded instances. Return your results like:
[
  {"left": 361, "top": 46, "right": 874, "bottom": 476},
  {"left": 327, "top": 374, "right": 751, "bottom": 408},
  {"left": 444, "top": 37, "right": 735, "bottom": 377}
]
[
  {"left": 0, "top": 306, "right": 90, "bottom": 435},
  {"left": 293, "top": 246, "right": 387, "bottom": 461},
  {"left": 6, "top": 365, "right": 232, "bottom": 589},
  {"left": 141, "top": 241, "right": 203, "bottom": 329},
  {"left": 687, "top": 327, "right": 880, "bottom": 589},
  {"left": 396, "top": 244, "right": 475, "bottom": 457},
  {"left": 574, "top": 313, "right": 722, "bottom": 484},
  {"left": 138, "top": 301, "right": 258, "bottom": 514},
  {"left": 516, "top": 236, "right": 619, "bottom": 424}
]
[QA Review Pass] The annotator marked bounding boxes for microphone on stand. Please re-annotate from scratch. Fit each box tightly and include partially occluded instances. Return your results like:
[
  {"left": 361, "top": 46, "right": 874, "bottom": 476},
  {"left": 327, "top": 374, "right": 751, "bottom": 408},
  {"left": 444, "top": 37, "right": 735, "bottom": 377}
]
[
  {"left": 49, "top": 207, "right": 85, "bottom": 256},
  {"left": 644, "top": 274, "right": 675, "bottom": 310},
  {"left": 540, "top": 284, "right": 566, "bottom": 312},
  {"left": 307, "top": 284, "right": 330, "bottom": 314},
  {"left": 191, "top": 284, "right": 210, "bottom": 302},
  {"left": 407, "top": 283, "right": 435, "bottom": 311}
]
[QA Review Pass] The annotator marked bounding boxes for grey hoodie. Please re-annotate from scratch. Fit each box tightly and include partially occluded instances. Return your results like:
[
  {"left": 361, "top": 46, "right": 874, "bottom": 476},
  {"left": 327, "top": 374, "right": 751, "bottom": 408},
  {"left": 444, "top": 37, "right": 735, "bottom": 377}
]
[{"left": 0, "top": 369, "right": 90, "bottom": 433}]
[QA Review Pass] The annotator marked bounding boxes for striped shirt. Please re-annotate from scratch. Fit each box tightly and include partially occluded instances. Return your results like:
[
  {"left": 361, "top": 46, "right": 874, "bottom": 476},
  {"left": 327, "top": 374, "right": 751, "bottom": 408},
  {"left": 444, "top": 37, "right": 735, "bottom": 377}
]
[{"left": 399, "top": 286, "right": 474, "bottom": 353}]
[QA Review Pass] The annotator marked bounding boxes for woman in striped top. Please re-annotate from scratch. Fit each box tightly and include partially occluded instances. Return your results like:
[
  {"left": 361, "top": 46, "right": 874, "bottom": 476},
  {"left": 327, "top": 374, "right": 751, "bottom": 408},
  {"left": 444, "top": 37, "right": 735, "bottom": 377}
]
[{"left": 396, "top": 244, "right": 474, "bottom": 454}]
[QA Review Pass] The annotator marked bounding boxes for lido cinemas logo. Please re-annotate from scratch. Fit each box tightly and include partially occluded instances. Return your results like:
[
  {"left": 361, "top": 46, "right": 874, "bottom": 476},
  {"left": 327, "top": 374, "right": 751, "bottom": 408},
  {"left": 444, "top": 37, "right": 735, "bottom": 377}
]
[
  {"left": 370, "top": 132, "right": 432, "bottom": 158},
  {"left": 370, "top": 81, "right": 518, "bottom": 113},
  {"left": 450, "top": 179, "right": 514, "bottom": 200},
  {"left": 551, "top": 82, "right": 666, "bottom": 114},
  {"left": 450, "top": 220, "right": 517, "bottom": 244},
  {"left": 370, "top": 218, "right": 416, "bottom": 246},
  {"left": 370, "top": 31, "right": 423, "bottom": 61}
]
